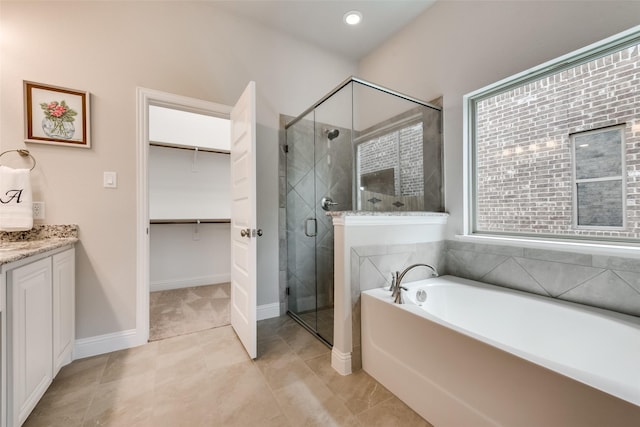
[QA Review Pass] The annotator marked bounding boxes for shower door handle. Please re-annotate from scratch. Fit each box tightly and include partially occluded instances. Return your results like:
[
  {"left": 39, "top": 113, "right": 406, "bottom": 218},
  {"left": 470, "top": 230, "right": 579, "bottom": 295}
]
[
  {"left": 321, "top": 197, "right": 339, "bottom": 211},
  {"left": 304, "top": 219, "right": 317, "bottom": 237}
]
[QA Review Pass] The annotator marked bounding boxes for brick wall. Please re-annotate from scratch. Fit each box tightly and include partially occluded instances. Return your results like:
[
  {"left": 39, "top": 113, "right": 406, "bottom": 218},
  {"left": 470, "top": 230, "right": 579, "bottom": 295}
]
[
  {"left": 399, "top": 123, "right": 424, "bottom": 196},
  {"left": 475, "top": 43, "right": 640, "bottom": 239},
  {"left": 358, "top": 133, "right": 400, "bottom": 195},
  {"left": 358, "top": 123, "right": 424, "bottom": 197}
]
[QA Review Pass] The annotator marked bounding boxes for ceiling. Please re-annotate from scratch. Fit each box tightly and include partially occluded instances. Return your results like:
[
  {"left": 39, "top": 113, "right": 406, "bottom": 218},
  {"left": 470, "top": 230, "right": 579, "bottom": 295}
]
[{"left": 214, "top": 0, "right": 437, "bottom": 61}]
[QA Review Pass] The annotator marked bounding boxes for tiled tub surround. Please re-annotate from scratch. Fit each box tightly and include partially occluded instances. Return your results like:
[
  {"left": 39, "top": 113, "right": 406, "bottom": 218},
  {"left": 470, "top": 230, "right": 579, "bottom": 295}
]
[
  {"left": 332, "top": 212, "right": 448, "bottom": 374},
  {"left": 351, "top": 237, "right": 640, "bottom": 372},
  {"left": 445, "top": 239, "right": 640, "bottom": 317},
  {"left": 350, "top": 240, "right": 444, "bottom": 370},
  {"left": 0, "top": 224, "right": 79, "bottom": 264}
]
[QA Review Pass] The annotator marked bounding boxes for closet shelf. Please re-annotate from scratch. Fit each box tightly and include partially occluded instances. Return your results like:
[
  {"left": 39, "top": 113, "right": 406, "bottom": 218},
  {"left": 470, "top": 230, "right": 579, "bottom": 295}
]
[
  {"left": 150, "top": 141, "right": 230, "bottom": 155},
  {"left": 150, "top": 219, "right": 231, "bottom": 224}
]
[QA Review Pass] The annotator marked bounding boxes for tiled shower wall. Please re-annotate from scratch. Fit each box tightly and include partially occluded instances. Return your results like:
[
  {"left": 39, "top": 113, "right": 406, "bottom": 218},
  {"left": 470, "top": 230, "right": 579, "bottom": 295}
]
[{"left": 279, "top": 115, "right": 353, "bottom": 315}]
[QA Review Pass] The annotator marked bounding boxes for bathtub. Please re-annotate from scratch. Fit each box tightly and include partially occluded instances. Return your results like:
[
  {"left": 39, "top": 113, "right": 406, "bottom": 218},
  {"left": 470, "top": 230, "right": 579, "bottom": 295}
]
[{"left": 361, "top": 275, "right": 640, "bottom": 427}]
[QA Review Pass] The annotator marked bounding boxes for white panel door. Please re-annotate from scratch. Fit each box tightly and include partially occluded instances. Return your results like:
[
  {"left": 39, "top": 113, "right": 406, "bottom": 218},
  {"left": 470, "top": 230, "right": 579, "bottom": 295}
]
[{"left": 230, "top": 81, "right": 257, "bottom": 358}]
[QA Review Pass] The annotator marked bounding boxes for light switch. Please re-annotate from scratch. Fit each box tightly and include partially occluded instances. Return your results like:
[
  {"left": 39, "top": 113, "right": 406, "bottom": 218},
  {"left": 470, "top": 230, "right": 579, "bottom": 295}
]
[{"left": 104, "top": 171, "right": 117, "bottom": 188}]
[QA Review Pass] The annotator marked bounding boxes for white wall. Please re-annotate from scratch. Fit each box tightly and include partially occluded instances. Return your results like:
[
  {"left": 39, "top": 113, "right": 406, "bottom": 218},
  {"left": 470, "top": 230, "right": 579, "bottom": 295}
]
[
  {"left": 357, "top": 0, "right": 640, "bottom": 239},
  {"left": 149, "top": 223, "right": 231, "bottom": 291},
  {"left": 149, "top": 106, "right": 231, "bottom": 152},
  {"left": 149, "top": 145, "right": 231, "bottom": 293},
  {"left": 0, "top": 1, "right": 356, "bottom": 340},
  {"left": 149, "top": 147, "right": 230, "bottom": 220}
]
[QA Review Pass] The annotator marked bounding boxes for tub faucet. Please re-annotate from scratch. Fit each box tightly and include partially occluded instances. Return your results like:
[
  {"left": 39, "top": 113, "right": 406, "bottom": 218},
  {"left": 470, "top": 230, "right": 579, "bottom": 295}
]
[
  {"left": 389, "top": 271, "right": 399, "bottom": 293},
  {"left": 391, "top": 263, "right": 438, "bottom": 303},
  {"left": 394, "top": 286, "right": 408, "bottom": 304}
]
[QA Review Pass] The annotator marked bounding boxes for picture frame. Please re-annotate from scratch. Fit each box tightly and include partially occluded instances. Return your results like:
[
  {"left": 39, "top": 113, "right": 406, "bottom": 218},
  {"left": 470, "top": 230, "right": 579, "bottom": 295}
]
[{"left": 24, "top": 81, "right": 91, "bottom": 148}]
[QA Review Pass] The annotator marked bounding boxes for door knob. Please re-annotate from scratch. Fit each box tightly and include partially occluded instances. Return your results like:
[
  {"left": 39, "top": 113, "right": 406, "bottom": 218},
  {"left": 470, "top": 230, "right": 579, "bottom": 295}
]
[
  {"left": 240, "top": 228, "right": 250, "bottom": 237},
  {"left": 255, "top": 229, "right": 263, "bottom": 237}
]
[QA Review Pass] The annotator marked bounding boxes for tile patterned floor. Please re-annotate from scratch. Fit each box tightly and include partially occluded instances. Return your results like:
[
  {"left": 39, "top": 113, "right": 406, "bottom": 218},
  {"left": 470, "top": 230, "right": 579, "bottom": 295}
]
[
  {"left": 294, "top": 306, "right": 334, "bottom": 344},
  {"left": 24, "top": 316, "right": 433, "bottom": 427},
  {"left": 149, "top": 283, "right": 230, "bottom": 341}
]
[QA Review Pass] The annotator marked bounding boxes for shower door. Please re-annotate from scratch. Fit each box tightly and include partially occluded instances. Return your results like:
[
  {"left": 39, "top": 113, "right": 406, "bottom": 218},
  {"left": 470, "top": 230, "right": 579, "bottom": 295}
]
[
  {"left": 286, "top": 82, "right": 353, "bottom": 346},
  {"left": 285, "top": 111, "right": 323, "bottom": 340}
]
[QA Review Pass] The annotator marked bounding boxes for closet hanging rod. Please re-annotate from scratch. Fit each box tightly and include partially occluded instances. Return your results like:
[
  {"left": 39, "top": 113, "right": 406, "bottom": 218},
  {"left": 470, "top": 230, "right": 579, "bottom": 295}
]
[
  {"left": 149, "top": 141, "right": 230, "bottom": 155},
  {"left": 150, "top": 219, "right": 231, "bottom": 224}
]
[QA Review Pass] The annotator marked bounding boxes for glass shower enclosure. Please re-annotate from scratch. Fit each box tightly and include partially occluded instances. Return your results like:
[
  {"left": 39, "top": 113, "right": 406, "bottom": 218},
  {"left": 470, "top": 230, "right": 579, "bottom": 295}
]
[{"left": 284, "top": 77, "right": 443, "bottom": 346}]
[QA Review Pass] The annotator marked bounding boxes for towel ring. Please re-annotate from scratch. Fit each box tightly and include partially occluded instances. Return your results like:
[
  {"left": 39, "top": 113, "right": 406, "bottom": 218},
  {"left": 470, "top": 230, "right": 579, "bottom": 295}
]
[{"left": 0, "top": 149, "right": 36, "bottom": 171}]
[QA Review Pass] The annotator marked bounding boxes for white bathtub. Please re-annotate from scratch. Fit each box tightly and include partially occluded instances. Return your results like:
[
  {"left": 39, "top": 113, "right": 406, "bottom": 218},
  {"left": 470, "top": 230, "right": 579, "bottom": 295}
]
[{"left": 361, "top": 275, "right": 640, "bottom": 427}]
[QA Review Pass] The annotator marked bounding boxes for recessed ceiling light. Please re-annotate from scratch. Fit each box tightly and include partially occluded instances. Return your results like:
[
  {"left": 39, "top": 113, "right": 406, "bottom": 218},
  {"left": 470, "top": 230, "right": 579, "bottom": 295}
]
[{"left": 344, "top": 10, "right": 362, "bottom": 26}]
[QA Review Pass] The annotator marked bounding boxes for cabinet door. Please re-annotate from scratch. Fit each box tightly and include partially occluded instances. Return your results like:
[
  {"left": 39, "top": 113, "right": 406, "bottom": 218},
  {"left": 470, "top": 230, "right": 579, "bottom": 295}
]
[
  {"left": 9, "top": 257, "right": 53, "bottom": 426},
  {"left": 53, "top": 248, "right": 75, "bottom": 376}
]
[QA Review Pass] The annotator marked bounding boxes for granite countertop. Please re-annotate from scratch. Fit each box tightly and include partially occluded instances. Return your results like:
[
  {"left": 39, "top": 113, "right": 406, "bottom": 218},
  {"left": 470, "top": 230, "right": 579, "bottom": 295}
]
[
  {"left": 0, "top": 225, "right": 79, "bottom": 266},
  {"left": 326, "top": 211, "right": 449, "bottom": 217}
]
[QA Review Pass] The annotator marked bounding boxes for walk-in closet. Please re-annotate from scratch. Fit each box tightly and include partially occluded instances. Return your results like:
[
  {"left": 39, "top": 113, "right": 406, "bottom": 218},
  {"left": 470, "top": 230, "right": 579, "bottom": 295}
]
[{"left": 148, "top": 104, "right": 231, "bottom": 341}]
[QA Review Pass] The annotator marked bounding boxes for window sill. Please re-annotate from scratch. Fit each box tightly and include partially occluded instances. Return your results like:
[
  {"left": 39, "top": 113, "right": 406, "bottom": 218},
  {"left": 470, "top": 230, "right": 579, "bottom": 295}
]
[{"left": 455, "top": 233, "right": 640, "bottom": 259}]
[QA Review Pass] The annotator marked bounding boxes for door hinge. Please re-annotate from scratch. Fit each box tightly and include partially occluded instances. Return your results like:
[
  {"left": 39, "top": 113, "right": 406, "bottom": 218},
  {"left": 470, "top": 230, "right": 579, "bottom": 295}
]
[
  {"left": 286, "top": 287, "right": 290, "bottom": 296},
  {"left": 284, "top": 144, "right": 289, "bottom": 153}
]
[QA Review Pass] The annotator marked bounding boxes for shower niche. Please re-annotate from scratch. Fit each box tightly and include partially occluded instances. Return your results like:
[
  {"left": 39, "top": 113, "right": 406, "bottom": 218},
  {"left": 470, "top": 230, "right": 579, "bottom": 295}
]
[{"left": 283, "top": 77, "right": 443, "bottom": 346}]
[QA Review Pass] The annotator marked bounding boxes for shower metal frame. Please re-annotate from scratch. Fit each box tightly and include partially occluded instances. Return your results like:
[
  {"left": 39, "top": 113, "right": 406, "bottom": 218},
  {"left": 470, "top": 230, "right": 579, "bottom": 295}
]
[
  {"left": 284, "top": 76, "right": 443, "bottom": 347},
  {"left": 285, "top": 76, "right": 441, "bottom": 130}
]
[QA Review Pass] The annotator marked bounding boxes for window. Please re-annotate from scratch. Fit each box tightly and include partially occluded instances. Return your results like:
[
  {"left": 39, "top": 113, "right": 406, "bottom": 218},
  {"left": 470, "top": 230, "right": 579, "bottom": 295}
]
[
  {"left": 572, "top": 126, "right": 625, "bottom": 228},
  {"left": 465, "top": 27, "right": 640, "bottom": 241}
]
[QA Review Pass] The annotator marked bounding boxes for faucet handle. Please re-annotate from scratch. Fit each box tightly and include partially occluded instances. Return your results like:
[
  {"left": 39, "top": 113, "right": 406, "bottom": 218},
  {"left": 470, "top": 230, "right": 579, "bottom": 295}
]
[
  {"left": 389, "top": 272, "right": 397, "bottom": 292},
  {"left": 394, "top": 286, "right": 408, "bottom": 304}
]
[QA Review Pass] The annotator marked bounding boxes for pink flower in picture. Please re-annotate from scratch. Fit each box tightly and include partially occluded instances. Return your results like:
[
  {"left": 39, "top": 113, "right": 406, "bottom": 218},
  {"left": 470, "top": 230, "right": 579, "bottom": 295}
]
[
  {"left": 40, "top": 100, "right": 77, "bottom": 139},
  {"left": 41, "top": 100, "right": 75, "bottom": 121}
]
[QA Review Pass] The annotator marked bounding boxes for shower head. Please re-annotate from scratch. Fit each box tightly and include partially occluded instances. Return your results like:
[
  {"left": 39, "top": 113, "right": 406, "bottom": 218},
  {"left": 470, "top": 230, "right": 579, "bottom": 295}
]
[{"left": 326, "top": 128, "right": 340, "bottom": 141}]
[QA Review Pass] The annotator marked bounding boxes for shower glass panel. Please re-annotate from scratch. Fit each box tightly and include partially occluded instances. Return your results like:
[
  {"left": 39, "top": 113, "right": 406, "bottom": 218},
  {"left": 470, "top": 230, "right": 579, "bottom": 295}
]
[
  {"left": 352, "top": 81, "right": 443, "bottom": 212},
  {"left": 284, "top": 78, "right": 443, "bottom": 347},
  {"left": 286, "top": 111, "right": 319, "bottom": 335},
  {"left": 312, "top": 86, "right": 353, "bottom": 344}
]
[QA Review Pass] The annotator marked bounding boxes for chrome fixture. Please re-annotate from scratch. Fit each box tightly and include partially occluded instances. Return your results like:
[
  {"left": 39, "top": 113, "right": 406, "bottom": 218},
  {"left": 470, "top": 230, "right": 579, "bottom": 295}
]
[
  {"left": 391, "top": 263, "right": 438, "bottom": 303},
  {"left": 325, "top": 128, "right": 340, "bottom": 141},
  {"left": 321, "top": 196, "right": 339, "bottom": 211},
  {"left": 240, "top": 228, "right": 263, "bottom": 238},
  {"left": 394, "top": 286, "right": 408, "bottom": 304},
  {"left": 0, "top": 149, "right": 36, "bottom": 171},
  {"left": 416, "top": 289, "right": 428, "bottom": 303}
]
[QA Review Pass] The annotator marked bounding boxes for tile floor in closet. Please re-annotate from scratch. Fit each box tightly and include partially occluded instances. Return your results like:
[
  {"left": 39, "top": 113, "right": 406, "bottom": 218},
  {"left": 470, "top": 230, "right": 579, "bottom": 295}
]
[{"left": 23, "top": 314, "right": 433, "bottom": 426}]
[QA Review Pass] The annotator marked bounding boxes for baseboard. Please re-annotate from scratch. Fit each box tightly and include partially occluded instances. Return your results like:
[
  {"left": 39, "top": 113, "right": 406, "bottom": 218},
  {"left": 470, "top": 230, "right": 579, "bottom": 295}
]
[
  {"left": 150, "top": 274, "right": 230, "bottom": 292},
  {"left": 75, "top": 301, "right": 279, "bottom": 359},
  {"left": 331, "top": 348, "right": 353, "bottom": 376},
  {"left": 73, "top": 329, "right": 143, "bottom": 360},
  {"left": 257, "top": 302, "right": 280, "bottom": 320}
]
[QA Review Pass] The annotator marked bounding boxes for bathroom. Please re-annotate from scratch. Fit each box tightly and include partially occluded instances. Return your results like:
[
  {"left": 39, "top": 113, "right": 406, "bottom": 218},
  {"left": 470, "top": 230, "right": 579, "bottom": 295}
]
[{"left": 2, "top": 1, "right": 640, "bottom": 426}]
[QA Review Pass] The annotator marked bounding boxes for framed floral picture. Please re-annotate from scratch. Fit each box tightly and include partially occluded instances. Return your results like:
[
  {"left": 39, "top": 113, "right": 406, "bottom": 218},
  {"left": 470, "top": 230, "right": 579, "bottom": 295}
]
[{"left": 24, "top": 81, "right": 91, "bottom": 148}]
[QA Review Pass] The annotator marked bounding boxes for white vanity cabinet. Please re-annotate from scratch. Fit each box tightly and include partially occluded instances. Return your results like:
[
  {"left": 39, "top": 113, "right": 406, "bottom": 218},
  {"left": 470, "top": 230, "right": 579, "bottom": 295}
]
[
  {"left": 3, "top": 245, "right": 75, "bottom": 427},
  {"left": 52, "top": 249, "right": 75, "bottom": 376},
  {"left": 8, "top": 257, "right": 53, "bottom": 426}
]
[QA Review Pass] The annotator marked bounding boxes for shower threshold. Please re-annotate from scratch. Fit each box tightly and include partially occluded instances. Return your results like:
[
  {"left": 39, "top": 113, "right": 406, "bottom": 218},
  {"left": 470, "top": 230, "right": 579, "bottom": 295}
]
[{"left": 287, "top": 311, "right": 333, "bottom": 349}]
